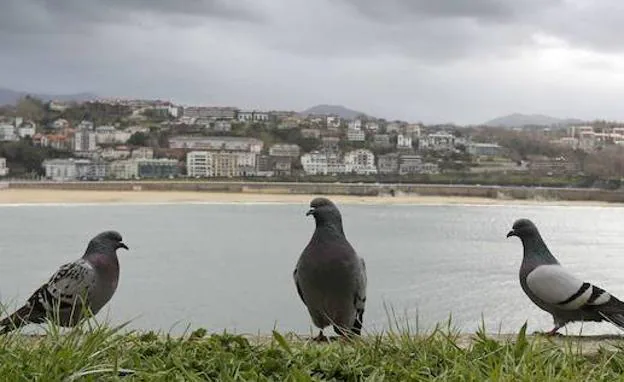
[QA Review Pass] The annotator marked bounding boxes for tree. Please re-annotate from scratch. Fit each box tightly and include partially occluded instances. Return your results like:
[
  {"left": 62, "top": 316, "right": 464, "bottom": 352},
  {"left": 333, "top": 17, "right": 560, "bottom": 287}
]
[
  {"left": 16, "top": 96, "right": 45, "bottom": 122},
  {"left": 0, "top": 140, "right": 71, "bottom": 176},
  {"left": 127, "top": 132, "right": 149, "bottom": 146},
  {"left": 142, "top": 108, "right": 172, "bottom": 122},
  {"left": 61, "top": 102, "right": 132, "bottom": 126}
]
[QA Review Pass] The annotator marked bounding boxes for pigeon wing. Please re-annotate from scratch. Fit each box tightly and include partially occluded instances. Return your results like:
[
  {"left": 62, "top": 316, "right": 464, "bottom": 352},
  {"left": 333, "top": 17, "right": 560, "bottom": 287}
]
[
  {"left": 526, "top": 264, "right": 600, "bottom": 310},
  {"left": 0, "top": 259, "right": 97, "bottom": 333},
  {"left": 293, "top": 268, "right": 307, "bottom": 305},
  {"left": 355, "top": 257, "right": 367, "bottom": 312},
  {"left": 43, "top": 259, "right": 97, "bottom": 310},
  {"left": 351, "top": 257, "right": 367, "bottom": 334}
]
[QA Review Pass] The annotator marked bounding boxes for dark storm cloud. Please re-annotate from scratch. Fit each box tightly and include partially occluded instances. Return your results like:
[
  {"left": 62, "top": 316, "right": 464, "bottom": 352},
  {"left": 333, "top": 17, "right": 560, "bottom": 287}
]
[
  {"left": 258, "top": 0, "right": 539, "bottom": 62},
  {"left": 0, "top": 0, "right": 261, "bottom": 35},
  {"left": 338, "top": 0, "right": 563, "bottom": 23}
]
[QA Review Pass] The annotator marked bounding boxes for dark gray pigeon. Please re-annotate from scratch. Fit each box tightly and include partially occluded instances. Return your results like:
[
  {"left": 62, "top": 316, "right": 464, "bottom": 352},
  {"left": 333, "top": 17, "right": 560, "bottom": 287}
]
[
  {"left": 507, "top": 218, "right": 624, "bottom": 335},
  {"left": 294, "top": 197, "right": 367, "bottom": 341},
  {"left": 0, "top": 231, "right": 128, "bottom": 334}
]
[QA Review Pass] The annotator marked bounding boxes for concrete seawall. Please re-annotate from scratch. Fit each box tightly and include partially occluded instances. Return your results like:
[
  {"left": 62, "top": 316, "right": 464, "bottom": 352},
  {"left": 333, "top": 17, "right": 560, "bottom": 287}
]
[{"left": 5, "top": 181, "right": 624, "bottom": 203}]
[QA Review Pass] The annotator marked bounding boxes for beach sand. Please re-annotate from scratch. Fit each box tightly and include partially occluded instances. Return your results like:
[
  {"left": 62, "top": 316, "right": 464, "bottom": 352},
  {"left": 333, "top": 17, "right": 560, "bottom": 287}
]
[{"left": 0, "top": 188, "right": 618, "bottom": 206}]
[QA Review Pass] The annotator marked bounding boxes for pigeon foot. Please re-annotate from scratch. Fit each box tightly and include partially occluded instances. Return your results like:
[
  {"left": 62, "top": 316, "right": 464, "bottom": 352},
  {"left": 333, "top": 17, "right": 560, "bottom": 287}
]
[
  {"left": 313, "top": 331, "right": 329, "bottom": 342},
  {"left": 532, "top": 329, "right": 563, "bottom": 337}
]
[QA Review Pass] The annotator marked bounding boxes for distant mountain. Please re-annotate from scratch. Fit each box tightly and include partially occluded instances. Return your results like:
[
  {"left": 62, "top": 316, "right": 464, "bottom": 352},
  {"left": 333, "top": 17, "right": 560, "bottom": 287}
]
[
  {"left": 300, "top": 104, "right": 369, "bottom": 119},
  {"left": 484, "top": 113, "right": 585, "bottom": 128},
  {"left": 0, "top": 87, "right": 98, "bottom": 105}
]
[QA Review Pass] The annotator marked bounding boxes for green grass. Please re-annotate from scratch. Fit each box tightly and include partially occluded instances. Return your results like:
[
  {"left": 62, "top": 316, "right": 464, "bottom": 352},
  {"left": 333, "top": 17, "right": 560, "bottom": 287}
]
[{"left": 1, "top": 320, "right": 624, "bottom": 381}]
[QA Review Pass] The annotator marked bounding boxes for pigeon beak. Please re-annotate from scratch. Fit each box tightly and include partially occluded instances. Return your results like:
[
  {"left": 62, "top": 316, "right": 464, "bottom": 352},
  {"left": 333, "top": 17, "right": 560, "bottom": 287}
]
[
  {"left": 506, "top": 230, "right": 517, "bottom": 238},
  {"left": 118, "top": 242, "right": 129, "bottom": 250},
  {"left": 306, "top": 208, "right": 315, "bottom": 216}
]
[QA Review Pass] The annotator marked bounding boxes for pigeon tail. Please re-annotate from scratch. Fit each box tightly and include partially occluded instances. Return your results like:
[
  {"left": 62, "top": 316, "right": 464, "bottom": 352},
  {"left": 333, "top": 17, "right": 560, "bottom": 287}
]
[
  {"left": 596, "top": 298, "right": 624, "bottom": 330},
  {"left": 0, "top": 302, "right": 45, "bottom": 335},
  {"left": 331, "top": 311, "right": 364, "bottom": 337},
  {"left": 351, "top": 309, "right": 364, "bottom": 336}
]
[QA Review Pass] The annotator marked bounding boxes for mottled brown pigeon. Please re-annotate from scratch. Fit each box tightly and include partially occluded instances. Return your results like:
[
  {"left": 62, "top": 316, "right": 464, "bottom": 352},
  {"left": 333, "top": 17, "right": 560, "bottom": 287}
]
[{"left": 0, "top": 231, "right": 129, "bottom": 334}]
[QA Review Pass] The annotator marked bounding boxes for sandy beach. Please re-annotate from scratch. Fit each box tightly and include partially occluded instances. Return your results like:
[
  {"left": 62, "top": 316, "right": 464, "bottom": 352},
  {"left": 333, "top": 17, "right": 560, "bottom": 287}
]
[{"left": 0, "top": 188, "right": 619, "bottom": 206}]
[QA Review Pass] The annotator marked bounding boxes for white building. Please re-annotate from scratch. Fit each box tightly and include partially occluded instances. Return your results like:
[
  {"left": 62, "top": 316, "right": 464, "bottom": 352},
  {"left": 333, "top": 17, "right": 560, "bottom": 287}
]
[
  {"left": 213, "top": 121, "right": 232, "bottom": 132},
  {"left": 420, "top": 133, "right": 455, "bottom": 151},
  {"left": 348, "top": 120, "right": 362, "bottom": 130},
  {"left": 169, "top": 136, "right": 263, "bottom": 153},
  {"left": 43, "top": 159, "right": 80, "bottom": 181},
  {"left": 168, "top": 105, "right": 180, "bottom": 118},
  {"left": 95, "top": 126, "right": 117, "bottom": 144},
  {"left": 95, "top": 126, "right": 132, "bottom": 145},
  {"left": 365, "top": 122, "right": 379, "bottom": 131},
  {"left": 17, "top": 122, "right": 36, "bottom": 138},
  {"left": 126, "top": 125, "right": 151, "bottom": 135},
  {"left": 269, "top": 144, "right": 300, "bottom": 158},
  {"left": 77, "top": 120, "right": 94, "bottom": 130},
  {"left": 186, "top": 150, "right": 255, "bottom": 177},
  {"left": 108, "top": 160, "right": 139, "bottom": 179},
  {"left": 48, "top": 101, "right": 69, "bottom": 112},
  {"left": 74, "top": 129, "right": 97, "bottom": 152},
  {"left": 238, "top": 111, "right": 269, "bottom": 122},
  {"left": 18, "top": 125, "right": 35, "bottom": 139},
  {"left": 347, "top": 128, "right": 366, "bottom": 142},
  {"left": 326, "top": 153, "right": 346, "bottom": 174},
  {"left": 397, "top": 133, "right": 413, "bottom": 149},
  {"left": 326, "top": 116, "right": 341, "bottom": 128},
  {"left": 405, "top": 124, "right": 422, "bottom": 137},
  {"left": 301, "top": 151, "right": 347, "bottom": 175},
  {"left": 253, "top": 112, "right": 269, "bottom": 122},
  {"left": 0, "top": 124, "right": 17, "bottom": 142},
  {"left": 234, "top": 151, "right": 257, "bottom": 174},
  {"left": 131, "top": 147, "right": 154, "bottom": 159},
  {"left": 76, "top": 160, "right": 107, "bottom": 180},
  {"left": 344, "top": 149, "right": 377, "bottom": 175},
  {"left": 238, "top": 111, "right": 253, "bottom": 122},
  {"left": 301, "top": 151, "right": 329, "bottom": 175},
  {"left": 183, "top": 106, "right": 237, "bottom": 120},
  {"left": 467, "top": 143, "right": 503, "bottom": 156},
  {"left": 187, "top": 151, "right": 213, "bottom": 177},
  {"left": 52, "top": 119, "right": 70, "bottom": 129},
  {"left": 98, "top": 147, "right": 131, "bottom": 160},
  {"left": 0, "top": 157, "right": 8, "bottom": 177}
]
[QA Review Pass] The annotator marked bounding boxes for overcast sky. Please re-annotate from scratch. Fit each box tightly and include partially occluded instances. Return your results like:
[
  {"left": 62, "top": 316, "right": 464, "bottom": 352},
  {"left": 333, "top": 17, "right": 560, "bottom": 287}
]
[{"left": 2, "top": 0, "right": 624, "bottom": 124}]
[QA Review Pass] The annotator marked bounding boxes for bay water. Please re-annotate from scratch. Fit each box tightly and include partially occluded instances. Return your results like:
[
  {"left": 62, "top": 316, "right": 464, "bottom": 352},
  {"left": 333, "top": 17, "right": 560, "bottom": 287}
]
[{"left": 1, "top": 201, "right": 623, "bottom": 336}]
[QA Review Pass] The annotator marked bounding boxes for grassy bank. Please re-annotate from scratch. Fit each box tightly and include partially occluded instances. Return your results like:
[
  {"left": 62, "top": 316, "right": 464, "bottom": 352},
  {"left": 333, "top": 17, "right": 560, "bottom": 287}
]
[{"left": 2, "top": 322, "right": 624, "bottom": 380}]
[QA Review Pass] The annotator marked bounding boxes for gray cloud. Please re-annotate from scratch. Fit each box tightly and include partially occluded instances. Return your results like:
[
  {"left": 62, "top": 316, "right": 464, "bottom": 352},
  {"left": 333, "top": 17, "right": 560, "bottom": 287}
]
[
  {"left": 339, "top": 0, "right": 562, "bottom": 23},
  {"left": 537, "top": 0, "right": 624, "bottom": 52},
  {"left": 0, "top": 0, "right": 261, "bottom": 35},
  {"left": 1, "top": 0, "right": 624, "bottom": 124}
]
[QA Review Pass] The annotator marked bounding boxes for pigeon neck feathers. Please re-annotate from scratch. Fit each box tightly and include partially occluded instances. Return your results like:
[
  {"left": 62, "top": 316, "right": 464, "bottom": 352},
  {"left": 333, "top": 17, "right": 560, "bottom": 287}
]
[
  {"left": 313, "top": 212, "right": 345, "bottom": 237},
  {"left": 82, "top": 239, "right": 118, "bottom": 261},
  {"left": 313, "top": 222, "right": 345, "bottom": 241},
  {"left": 520, "top": 232, "right": 559, "bottom": 265}
]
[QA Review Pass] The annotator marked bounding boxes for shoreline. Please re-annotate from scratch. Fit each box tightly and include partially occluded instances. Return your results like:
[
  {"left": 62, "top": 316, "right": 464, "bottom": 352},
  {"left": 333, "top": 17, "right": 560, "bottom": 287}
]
[
  {"left": 4, "top": 180, "right": 624, "bottom": 205},
  {"left": 0, "top": 188, "right": 621, "bottom": 206}
]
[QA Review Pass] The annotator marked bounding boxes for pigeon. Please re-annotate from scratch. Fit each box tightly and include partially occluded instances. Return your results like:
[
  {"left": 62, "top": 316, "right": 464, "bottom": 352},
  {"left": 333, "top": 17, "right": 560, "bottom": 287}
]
[
  {"left": 507, "top": 218, "right": 624, "bottom": 335},
  {"left": 293, "top": 197, "right": 367, "bottom": 341},
  {"left": 0, "top": 230, "right": 129, "bottom": 334}
]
